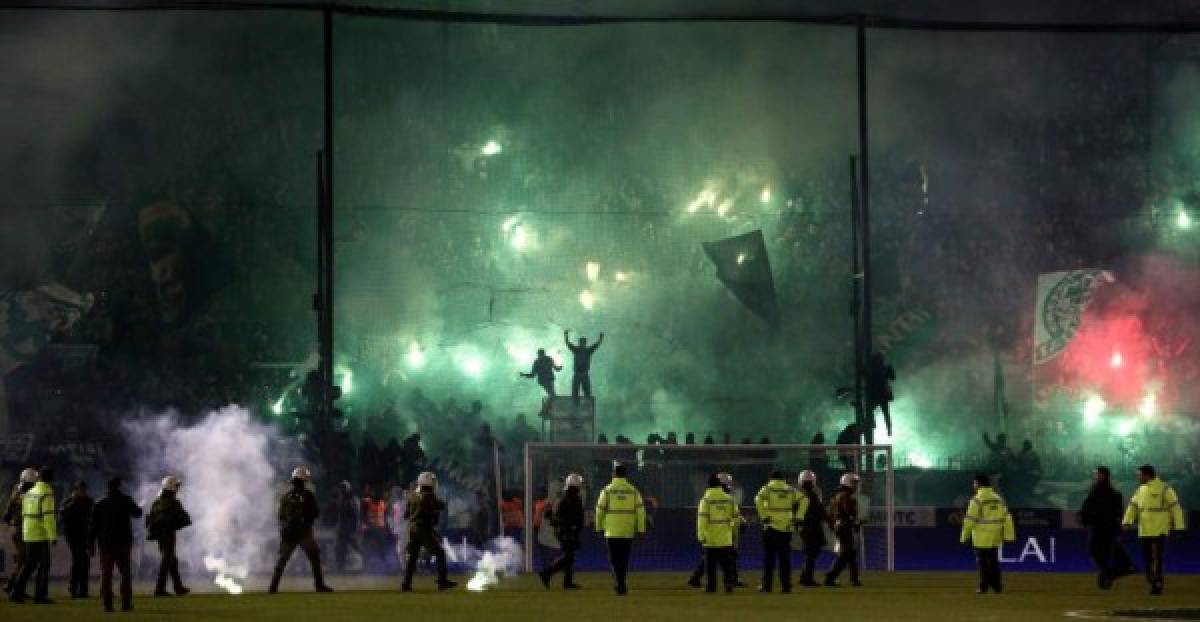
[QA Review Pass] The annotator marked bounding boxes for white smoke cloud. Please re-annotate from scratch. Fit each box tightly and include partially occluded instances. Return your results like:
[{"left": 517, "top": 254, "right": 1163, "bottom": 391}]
[
  {"left": 124, "top": 405, "right": 301, "bottom": 593},
  {"left": 443, "top": 536, "right": 523, "bottom": 592}
]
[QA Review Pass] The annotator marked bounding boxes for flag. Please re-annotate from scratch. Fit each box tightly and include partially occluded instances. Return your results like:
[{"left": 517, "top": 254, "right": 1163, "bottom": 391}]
[
  {"left": 701, "top": 230, "right": 780, "bottom": 330},
  {"left": 1034, "top": 270, "right": 1114, "bottom": 365}
]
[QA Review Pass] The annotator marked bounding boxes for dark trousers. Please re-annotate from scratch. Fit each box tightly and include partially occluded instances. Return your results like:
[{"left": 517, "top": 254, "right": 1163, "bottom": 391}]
[
  {"left": 975, "top": 547, "right": 1002, "bottom": 592},
  {"left": 67, "top": 537, "right": 91, "bottom": 597},
  {"left": 5, "top": 534, "right": 25, "bottom": 590},
  {"left": 690, "top": 546, "right": 739, "bottom": 584},
  {"left": 1088, "top": 528, "right": 1134, "bottom": 586},
  {"left": 334, "top": 530, "right": 360, "bottom": 571},
  {"left": 800, "top": 543, "right": 822, "bottom": 584},
  {"left": 11, "top": 540, "right": 50, "bottom": 600},
  {"left": 571, "top": 373, "right": 592, "bottom": 400},
  {"left": 538, "top": 379, "right": 556, "bottom": 398},
  {"left": 825, "top": 526, "right": 859, "bottom": 584},
  {"left": 703, "top": 547, "right": 735, "bottom": 591},
  {"left": 761, "top": 529, "right": 793, "bottom": 590},
  {"left": 1140, "top": 535, "right": 1167, "bottom": 591},
  {"left": 270, "top": 530, "right": 327, "bottom": 591},
  {"left": 543, "top": 541, "right": 578, "bottom": 585},
  {"left": 403, "top": 530, "right": 448, "bottom": 586},
  {"left": 99, "top": 544, "right": 133, "bottom": 611},
  {"left": 606, "top": 537, "right": 632, "bottom": 591},
  {"left": 155, "top": 532, "right": 186, "bottom": 593}
]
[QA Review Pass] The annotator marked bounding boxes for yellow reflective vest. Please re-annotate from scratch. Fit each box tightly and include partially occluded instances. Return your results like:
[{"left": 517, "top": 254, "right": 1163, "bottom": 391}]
[
  {"left": 697, "top": 487, "right": 738, "bottom": 548},
  {"left": 596, "top": 478, "right": 646, "bottom": 538},
  {"left": 755, "top": 479, "right": 805, "bottom": 533},
  {"left": 1123, "top": 478, "right": 1185, "bottom": 537},
  {"left": 960, "top": 486, "right": 1014, "bottom": 548},
  {"left": 22, "top": 481, "right": 57, "bottom": 543}
]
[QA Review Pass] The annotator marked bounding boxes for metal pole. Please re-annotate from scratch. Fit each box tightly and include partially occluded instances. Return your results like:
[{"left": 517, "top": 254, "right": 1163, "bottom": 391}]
[
  {"left": 494, "top": 439, "right": 504, "bottom": 536},
  {"left": 849, "top": 157, "right": 864, "bottom": 448},
  {"left": 320, "top": 9, "right": 336, "bottom": 415},
  {"left": 523, "top": 443, "right": 533, "bottom": 572},
  {"left": 886, "top": 444, "right": 895, "bottom": 571},
  {"left": 856, "top": 15, "right": 874, "bottom": 443}
]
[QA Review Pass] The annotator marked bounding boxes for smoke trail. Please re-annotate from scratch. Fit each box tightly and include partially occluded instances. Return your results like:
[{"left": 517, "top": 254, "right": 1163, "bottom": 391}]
[
  {"left": 443, "top": 536, "right": 523, "bottom": 592},
  {"left": 124, "top": 405, "right": 300, "bottom": 594}
]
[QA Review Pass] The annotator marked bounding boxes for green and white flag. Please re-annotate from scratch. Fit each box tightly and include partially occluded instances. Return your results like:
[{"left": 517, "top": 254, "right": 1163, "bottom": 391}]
[{"left": 1033, "top": 270, "right": 1114, "bottom": 365}]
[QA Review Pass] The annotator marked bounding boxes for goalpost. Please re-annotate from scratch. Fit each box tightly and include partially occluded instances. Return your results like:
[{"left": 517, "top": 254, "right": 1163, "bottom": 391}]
[{"left": 522, "top": 443, "right": 894, "bottom": 574}]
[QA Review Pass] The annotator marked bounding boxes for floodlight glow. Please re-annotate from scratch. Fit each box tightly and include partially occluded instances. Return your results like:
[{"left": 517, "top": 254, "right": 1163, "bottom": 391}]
[
  {"left": 579, "top": 289, "right": 595, "bottom": 311},
  {"left": 271, "top": 396, "right": 285, "bottom": 415},
  {"left": 614, "top": 271, "right": 628, "bottom": 282},
  {"left": 1116, "top": 418, "right": 1137, "bottom": 437},
  {"left": 510, "top": 225, "right": 529, "bottom": 250},
  {"left": 1110, "top": 351, "right": 1123, "bottom": 368},
  {"left": 1083, "top": 395, "right": 1106, "bottom": 426},
  {"left": 501, "top": 216, "right": 519, "bottom": 232},
  {"left": 908, "top": 452, "right": 932, "bottom": 469},
  {"left": 760, "top": 187, "right": 772, "bottom": 203},
  {"left": 687, "top": 188, "right": 717, "bottom": 213},
  {"left": 1139, "top": 393, "right": 1157, "bottom": 417},
  {"left": 736, "top": 252, "right": 747, "bottom": 265},
  {"left": 1178, "top": 209, "right": 1192, "bottom": 230},
  {"left": 481, "top": 140, "right": 502, "bottom": 156},
  {"left": 586, "top": 261, "right": 600, "bottom": 282},
  {"left": 716, "top": 199, "right": 732, "bottom": 217},
  {"left": 457, "top": 352, "right": 486, "bottom": 378},
  {"left": 406, "top": 342, "right": 426, "bottom": 369}
]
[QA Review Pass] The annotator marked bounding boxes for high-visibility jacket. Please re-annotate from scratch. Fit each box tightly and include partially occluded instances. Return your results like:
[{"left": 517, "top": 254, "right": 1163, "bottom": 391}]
[
  {"left": 1123, "top": 478, "right": 1185, "bottom": 537},
  {"left": 596, "top": 477, "right": 646, "bottom": 538},
  {"left": 755, "top": 479, "right": 805, "bottom": 532},
  {"left": 960, "top": 486, "right": 1014, "bottom": 548},
  {"left": 697, "top": 486, "right": 737, "bottom": 548},
  {"left": 22, "top": 481, "right": 57, "bottom": 542}
]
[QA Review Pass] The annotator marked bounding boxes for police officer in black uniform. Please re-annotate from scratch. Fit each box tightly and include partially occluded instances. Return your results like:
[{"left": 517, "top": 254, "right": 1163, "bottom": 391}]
[
  {"left": 797, "top": 470, "right": 829, "bottom": 587},
  {"left": 60, "top": 480, "right": 94, "bottom": 598},
  {"left": 540, "top": 473, "right": 585, "bottom": 590},
  {"left": 401, "top": 472, "right": 456, "bottom": 592},
  {"left": 824, "top": 473, "right": 863, "bottom": 587},
  {"left": 147, "top": 475, "right": 192, "bottom": 596},
  {"left": 268, "top": 467, "right": 333, "bottom": 594}
]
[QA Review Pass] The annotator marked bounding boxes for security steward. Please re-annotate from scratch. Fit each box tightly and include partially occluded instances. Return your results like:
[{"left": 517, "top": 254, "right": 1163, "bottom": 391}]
[
  {"left": 268, "top": 467, "right": 333, "bottom": 594},
  {"left": 824, "top": 472, "right": 863, "bottom": 587},
  {"left": 697, "top": 473, "right": 738, "bottom": 593},
  {"left": 539, "top": 473, "right": 585, "bottom": 590},
  {"left": 9, "top": 467, "right": 56, "bottom": 604},
  {"left": 689, "top": 472, "right": 744, "bottom": 588},
  {"left": 90, "top": 477, "right": 143, "bottom": 613},
  {"left": 796, "top": 470, "right": 829, "bottom": 587},
  {"left": 147, "top": 475, "right": 192, "bottom": 596},
  {"left": 960, "top": 474, "right": 1015, "bottom": 594},
  {"left": 1122, "top": 464, "right": 1186, "bottom": 595},
  {"left": 595, "top": 463, "right": 646, "bottom": 596},
  {"left": 402, "top": 471, "right": 456, "bottom": 591},
  {"left": 3, "top": 469, "right": 38, "bottom": 596},
  {"left": 755, "top": 470, "right": 806, "bottom": 593}
]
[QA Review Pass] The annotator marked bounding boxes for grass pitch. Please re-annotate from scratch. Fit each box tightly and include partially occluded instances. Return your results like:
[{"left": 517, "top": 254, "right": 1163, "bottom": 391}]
[{"left": 2, "top": 572, "right": 1198, "bottom": 621}]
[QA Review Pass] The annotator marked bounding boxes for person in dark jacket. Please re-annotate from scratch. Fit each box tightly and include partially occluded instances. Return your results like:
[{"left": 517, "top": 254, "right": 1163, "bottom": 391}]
[
  {"left": 797, "top": 470, "right": 830, "bottom": 587},
  {"left": 147, "top": 476, "right": 192, "bottom": 596},
  {"left": 539, "top": 474, "right": 585, "bottom": 590},
  {"left": 90, "top": 477, "right": 143, "bottom": 613},
  {"left": 333, "top": 481, "right": 361, "bottom": 572},
  {"left": 1080, "top": 466, "right": 1135, "bottom": 589},
  {"left": 520, "top": 348, "right": 562, "bottom": 399},
  {"left": 401, "top": 472, "right": 456, "bottom": 591},
  {"left": 60, "top": 481, "right": 94, "bottom": 598},
  {"left": 268, "top": 467, "right": 333, "bottom": 594}
]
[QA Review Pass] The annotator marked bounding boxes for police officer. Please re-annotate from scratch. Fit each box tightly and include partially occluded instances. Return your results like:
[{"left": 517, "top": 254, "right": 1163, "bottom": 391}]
[
  {"left": 960, "top": 474, "right": 1015, "bottom": 594},
  {"left": 268, "top": 467, "right": 333, "bottom": 594},
  {"left": 90, "top": 477, "right": 142, "bottom": 613},
  {"left": 333, "top": 480, "right": 361, "bottom": 573},
  {"left": 796, "top": 470, "right": 829, "bottom": 587},
  {"left": 60, "top": 481, "right": 94, "bottom": 599},
  {"left": 595, "top": 463, "right": 645, "bottom": 595},
  {"left": 9, "top": 467, "right": 56, "bottom": 604},
  {"left": 755, "top": 470, "right": 805, "bottom": 593},
  {"left": 147, "top": 475, "right": 192, "bottom": 596},
  {"left": 1122, "top": 464, "right": 1186, "bottom": 595},
  {"left": 688, "top": 473, "right": 744, "bottom": 588},
  {"left": 697, "top": 473, "right": 737, "bottom": 593},
  {"left": 824, "top": 472, "right": 862, "bottom": 587},
  {"left": 539, "top": 473, "right": 584, "bottom": 590},
  {"left": 3, "top": 469, "right": 38, "bottom": 596},
  {"left": 401, "top": 471, "right": 456, "bottom": 591}
]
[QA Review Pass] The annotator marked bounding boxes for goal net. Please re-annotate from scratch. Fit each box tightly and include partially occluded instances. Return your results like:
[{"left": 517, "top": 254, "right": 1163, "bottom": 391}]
[{"left": 522, "top": 443, "right": 894, "bottom": 574}]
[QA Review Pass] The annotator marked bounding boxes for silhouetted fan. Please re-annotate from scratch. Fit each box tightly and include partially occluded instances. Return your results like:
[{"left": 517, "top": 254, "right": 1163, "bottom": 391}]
[{"left": 701, "top": 230, "right": 780, "bottom": 330}]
